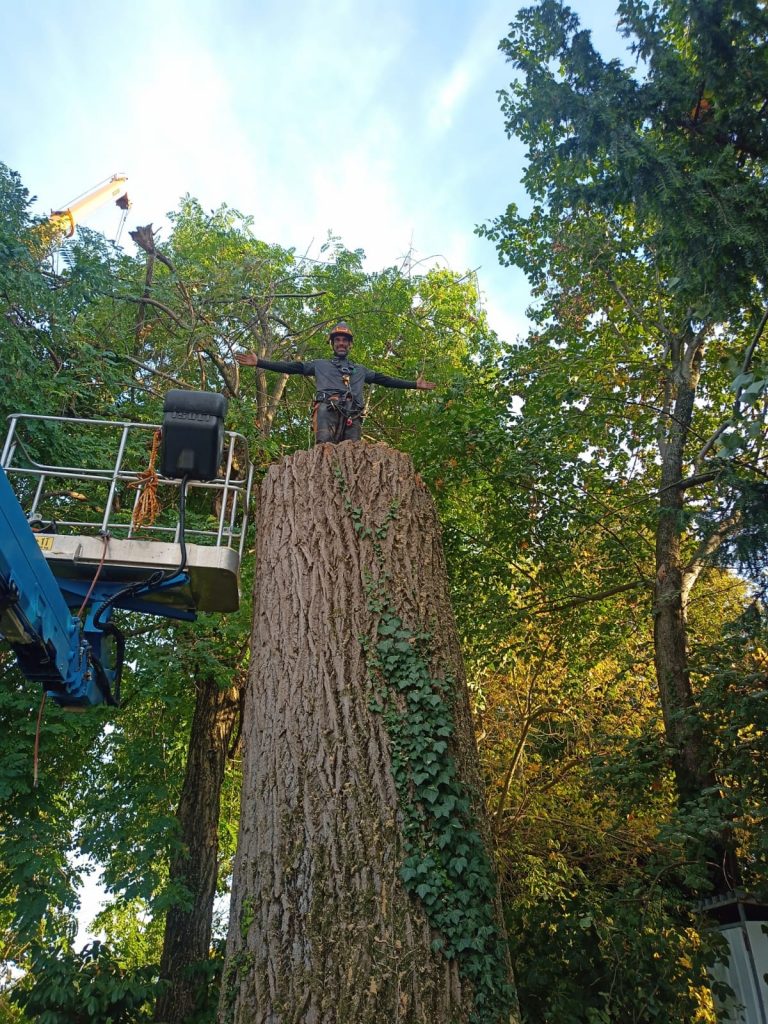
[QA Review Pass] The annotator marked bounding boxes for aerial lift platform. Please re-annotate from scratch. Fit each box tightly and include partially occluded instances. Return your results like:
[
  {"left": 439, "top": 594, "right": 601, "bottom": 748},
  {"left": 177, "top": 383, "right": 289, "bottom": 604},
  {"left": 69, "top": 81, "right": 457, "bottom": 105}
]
[{"left": 0, "top": 392, "right": 253, "bottom": 707}]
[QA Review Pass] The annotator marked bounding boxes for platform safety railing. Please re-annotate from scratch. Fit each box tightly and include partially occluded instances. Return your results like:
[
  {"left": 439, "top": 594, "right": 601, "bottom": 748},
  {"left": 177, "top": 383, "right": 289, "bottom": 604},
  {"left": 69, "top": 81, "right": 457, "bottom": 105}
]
[{"left": 1, "top": 413, "right": 254, "bottom": 560}]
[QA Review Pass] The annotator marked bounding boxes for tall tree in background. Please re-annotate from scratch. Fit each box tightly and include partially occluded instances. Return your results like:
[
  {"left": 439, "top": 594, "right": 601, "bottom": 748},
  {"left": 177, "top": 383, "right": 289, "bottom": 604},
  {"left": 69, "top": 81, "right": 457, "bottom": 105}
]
[{"left": 480, "top": 0, "right": 768, "bottom": 891}]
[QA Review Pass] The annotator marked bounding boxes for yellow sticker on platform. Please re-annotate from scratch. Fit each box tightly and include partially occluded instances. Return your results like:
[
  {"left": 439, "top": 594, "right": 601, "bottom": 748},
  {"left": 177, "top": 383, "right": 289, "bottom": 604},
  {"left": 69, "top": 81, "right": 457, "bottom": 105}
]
[{"left": 35, "top": 535, "right": 54, "bottom": 551}]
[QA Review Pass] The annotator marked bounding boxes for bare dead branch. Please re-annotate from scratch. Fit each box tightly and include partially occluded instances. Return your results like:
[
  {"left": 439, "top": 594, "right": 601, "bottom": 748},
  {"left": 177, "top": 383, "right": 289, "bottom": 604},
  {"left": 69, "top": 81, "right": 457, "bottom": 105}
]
[{"left": 682, "top": 512, "right": 742, "bottom": 603}]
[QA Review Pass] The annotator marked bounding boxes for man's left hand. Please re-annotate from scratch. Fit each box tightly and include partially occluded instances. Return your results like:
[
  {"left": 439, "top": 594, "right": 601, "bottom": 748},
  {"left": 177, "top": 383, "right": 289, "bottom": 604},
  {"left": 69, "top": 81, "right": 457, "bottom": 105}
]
[
  {"left": 235, "top": 352, "right": 259, "bottom": 367},
  {"left": 416, "top": 376, "right": 436, "bottom": 390}
]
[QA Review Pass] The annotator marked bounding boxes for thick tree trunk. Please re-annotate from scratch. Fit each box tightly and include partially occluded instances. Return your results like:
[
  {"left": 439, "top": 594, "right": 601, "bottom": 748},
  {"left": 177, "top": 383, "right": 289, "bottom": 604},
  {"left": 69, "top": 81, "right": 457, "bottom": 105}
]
[
  {"left": 654, "top": 359, "right": 714, "bottom": 795},
  {"left": 219, "top": 442, "right": 517, "bottom": 1024},
  {"left": 154, "top": 675, "right": 240, "bottom": 1024},
  {"left": 654, "top": 359, "right": 737, "bottom": 891}
]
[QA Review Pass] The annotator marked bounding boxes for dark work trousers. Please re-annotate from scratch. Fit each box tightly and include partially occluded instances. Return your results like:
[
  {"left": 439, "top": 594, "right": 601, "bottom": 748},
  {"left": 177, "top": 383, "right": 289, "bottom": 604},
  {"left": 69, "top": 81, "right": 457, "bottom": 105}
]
[{"left": 314, "top": 400, "right": 363, "bottom": 444}]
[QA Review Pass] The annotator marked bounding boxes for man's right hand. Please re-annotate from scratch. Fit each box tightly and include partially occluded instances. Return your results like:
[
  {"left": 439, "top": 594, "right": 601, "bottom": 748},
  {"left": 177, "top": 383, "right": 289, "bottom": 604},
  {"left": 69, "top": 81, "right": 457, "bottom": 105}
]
[{"left": 235, "top": 352, "right": 259, "bottom": 366}]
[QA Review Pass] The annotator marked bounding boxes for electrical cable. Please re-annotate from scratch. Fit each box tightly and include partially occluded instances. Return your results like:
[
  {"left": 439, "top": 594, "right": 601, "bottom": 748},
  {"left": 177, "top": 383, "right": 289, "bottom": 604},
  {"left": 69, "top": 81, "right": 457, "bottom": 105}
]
[{"left": 77, "top": 533, "right": 110, "bottom": 619}]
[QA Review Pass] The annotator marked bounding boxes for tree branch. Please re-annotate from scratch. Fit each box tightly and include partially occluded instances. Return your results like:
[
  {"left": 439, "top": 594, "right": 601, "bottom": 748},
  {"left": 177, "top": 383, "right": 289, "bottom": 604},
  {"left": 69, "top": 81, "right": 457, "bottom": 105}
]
[
  {"left": 695, "top": 304, "right": 768, "bottom": 468},
  {"left": 519, "top": 578, "right": 647, "bottom": 617},
  {"left": 198, "top": 344, "right": 238, "bottom": 397},
  {"left": 131, "top": 224, "right": 156, "bottom": 348},
  {"left": 492, "top": 640, "right": 558, "bottom": 828},
  {"left": 130, "top": 223, "right": 196, "bottom": 316},
  {"left": 734, "top": 303, "right": 768, "bottom": 410},
  {"left": 682, "top": 324, "right": 707, "bottom": 378},
  {"left": 119, "top": 295, "right": 192, "bottom": 330},
  {"left": 682, "top": 512, "right": 742, "bottom": 603},
  {"left": 607, "top": 273, "right": 675, "bottom": 345},
  {"left": 120, "top": 354, "right": 187, "bottom": 387},
  {"left": 658, "top": 470, "right": 718, "bottom": 493}
]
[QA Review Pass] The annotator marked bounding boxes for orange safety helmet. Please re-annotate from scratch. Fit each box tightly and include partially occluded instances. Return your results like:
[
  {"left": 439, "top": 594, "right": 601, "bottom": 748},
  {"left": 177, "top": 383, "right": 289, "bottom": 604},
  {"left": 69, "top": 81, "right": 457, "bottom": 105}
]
[{"left": 329, "top": 321, "right": 353, "bottom": 345}]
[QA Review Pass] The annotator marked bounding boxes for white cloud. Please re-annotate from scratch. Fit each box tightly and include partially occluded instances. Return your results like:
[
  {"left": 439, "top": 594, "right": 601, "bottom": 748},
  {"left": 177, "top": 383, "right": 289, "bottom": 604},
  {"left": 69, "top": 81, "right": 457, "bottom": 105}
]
[{"left": 429, "top": 60, "right": 476, "bottom": 134}]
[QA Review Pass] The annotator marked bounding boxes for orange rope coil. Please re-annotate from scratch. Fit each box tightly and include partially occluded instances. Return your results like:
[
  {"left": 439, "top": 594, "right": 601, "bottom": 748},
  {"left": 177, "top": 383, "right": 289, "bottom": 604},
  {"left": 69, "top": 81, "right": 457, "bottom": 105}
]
[{"left": 131, "top": 429, "right": 162, "bottom": 529}]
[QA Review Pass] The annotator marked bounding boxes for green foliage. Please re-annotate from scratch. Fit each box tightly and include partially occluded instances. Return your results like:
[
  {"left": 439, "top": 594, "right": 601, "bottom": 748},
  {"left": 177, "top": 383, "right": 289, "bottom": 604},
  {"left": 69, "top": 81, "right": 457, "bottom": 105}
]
[
  {"left": 0, "top": 672, "right": 105, "bottom": 946},
  {"left": 692, "top": 601, "right": 768, "bottom": 895},
  {"left": 483, "top": 0, "right": 768, "bottom": 319},
  {"left": 0, "top": 162, "right": 126, "bottom": 425},
  {"left": 76, "top": 612, "right": 248, "bottom": 916},
  {"left": 473, "top": 626, "right": 736, "bottom": 1023},
  {"left": 505, "top": 859, "right": 724, "bottom": 1023},
  {"left": 9, "top": 941, "right": 158, "bottom": 1023}
]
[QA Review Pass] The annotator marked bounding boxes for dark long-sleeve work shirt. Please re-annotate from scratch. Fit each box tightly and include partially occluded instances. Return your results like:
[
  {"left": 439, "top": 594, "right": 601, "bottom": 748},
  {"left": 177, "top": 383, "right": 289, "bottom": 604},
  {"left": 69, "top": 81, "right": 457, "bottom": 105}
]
[{"left": 256, "top": 355, "right": 419, "bottom": 407}]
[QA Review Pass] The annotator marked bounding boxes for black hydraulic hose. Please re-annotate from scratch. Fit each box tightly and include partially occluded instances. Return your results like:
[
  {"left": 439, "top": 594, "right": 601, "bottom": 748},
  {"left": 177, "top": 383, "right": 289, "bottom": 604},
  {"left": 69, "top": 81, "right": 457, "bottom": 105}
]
[
  {"left": 89, "top": 476, "right": 191, "bottom": 706},
  {"left": 177, "top": 474, "right": 189, "bottom": 572},
  {"left": 92, "top": 568, "right": 166, "bottom": 631},
  {"left": 92, "top": 474, "right": 190, "bottom": 631}
]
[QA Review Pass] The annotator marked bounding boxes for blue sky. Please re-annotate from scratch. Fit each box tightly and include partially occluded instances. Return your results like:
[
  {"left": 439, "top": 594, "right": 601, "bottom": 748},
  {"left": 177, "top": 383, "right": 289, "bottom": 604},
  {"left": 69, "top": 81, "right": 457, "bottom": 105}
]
[{"left": 2, "top": 0, "right": 625, "bottom": 347}]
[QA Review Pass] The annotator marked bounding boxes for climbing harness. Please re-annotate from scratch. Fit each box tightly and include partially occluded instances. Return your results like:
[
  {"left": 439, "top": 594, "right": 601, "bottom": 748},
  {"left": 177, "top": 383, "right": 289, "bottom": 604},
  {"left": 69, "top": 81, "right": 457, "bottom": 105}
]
[{"left": 314, "top": 386, "right": 364, "bottom": 443}]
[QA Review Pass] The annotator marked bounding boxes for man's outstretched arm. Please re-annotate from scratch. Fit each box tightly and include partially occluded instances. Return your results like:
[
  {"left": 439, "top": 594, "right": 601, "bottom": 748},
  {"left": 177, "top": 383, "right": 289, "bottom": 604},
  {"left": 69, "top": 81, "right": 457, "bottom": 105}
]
[
  {"left": 235, "top": 353, "right": 314, "bottom": 375},
  {"left": 366, "top": 370, "right": 436, "bottom": 390}
]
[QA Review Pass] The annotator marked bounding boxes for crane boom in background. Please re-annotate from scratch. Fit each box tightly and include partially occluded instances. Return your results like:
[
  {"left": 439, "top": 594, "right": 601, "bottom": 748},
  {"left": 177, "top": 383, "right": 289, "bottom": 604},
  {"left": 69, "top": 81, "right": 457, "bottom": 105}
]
[{"left": 40, "top": 173, "right": 131, "bottom": 244}]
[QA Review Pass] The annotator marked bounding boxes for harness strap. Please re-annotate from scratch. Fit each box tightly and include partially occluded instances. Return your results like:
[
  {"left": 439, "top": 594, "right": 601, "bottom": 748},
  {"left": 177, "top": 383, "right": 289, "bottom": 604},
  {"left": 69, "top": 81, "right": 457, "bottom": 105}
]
[{"left": 312, "top": 394, "right": 364, "bottom": 442}]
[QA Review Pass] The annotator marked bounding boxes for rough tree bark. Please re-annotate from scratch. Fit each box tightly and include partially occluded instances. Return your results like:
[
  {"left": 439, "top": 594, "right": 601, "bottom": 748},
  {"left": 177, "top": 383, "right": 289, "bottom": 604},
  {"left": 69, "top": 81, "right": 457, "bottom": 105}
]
[
  {"left": 154, "top": 676, "right": 240, "bottom": 1024},
  {"left": 219, "top": 442, "right": 517, "bottom": 1024}
]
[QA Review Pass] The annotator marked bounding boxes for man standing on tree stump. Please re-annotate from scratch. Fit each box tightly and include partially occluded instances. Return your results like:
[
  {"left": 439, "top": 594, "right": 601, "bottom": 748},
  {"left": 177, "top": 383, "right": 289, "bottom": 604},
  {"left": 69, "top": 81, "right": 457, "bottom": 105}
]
[{"left": 236, "top": 321, "right": 436, "bottom": 443}]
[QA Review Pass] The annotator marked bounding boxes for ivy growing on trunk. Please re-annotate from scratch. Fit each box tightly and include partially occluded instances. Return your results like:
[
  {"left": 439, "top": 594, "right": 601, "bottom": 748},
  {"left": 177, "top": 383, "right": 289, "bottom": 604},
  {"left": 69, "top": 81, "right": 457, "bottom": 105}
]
[{"left": 363, "top": 582, "right": 516, "bottom": 1024}]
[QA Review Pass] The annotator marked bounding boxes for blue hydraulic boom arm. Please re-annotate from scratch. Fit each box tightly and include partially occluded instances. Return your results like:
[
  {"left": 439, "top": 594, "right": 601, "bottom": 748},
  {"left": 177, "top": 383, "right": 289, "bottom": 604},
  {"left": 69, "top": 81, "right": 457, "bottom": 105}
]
[{"left": 0, "top": 463, "right": 97, "bottom": 705}]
